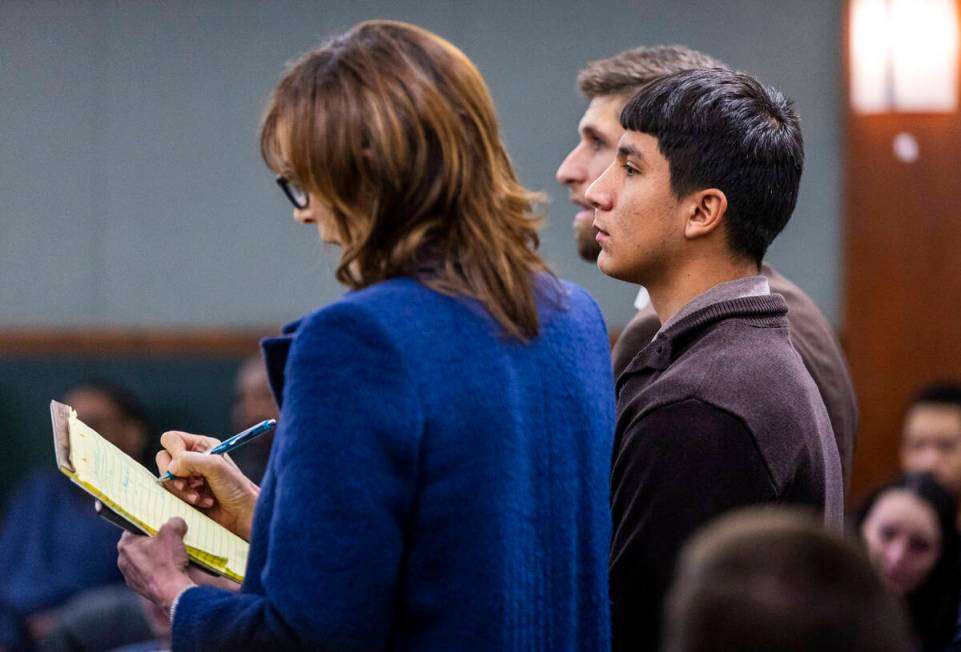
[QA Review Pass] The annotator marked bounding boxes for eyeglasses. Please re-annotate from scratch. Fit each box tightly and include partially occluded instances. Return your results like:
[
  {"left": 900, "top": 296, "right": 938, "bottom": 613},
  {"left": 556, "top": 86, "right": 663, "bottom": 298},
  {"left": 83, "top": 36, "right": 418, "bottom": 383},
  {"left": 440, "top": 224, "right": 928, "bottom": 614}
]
[{"left": 275, "top": 175, "right": 309, "bottom": 209}]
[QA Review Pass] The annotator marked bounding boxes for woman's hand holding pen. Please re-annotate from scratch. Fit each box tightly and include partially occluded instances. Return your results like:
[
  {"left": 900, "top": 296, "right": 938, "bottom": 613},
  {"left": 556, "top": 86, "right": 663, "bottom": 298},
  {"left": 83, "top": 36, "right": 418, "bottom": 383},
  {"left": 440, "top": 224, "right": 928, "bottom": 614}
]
[
  {"left": 116, "top": 431, "right": 255, "bottom": 612},
  {"left": 156, "top": 431, "right": 260, "bottom": 541}
]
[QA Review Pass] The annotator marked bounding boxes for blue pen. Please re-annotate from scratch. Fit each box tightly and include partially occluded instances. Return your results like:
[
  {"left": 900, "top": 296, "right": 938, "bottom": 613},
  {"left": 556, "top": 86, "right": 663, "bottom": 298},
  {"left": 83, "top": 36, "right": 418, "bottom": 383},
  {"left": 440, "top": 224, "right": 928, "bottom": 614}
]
[{"left": 156, "top": 418, "right": 277, "bottom": 483}]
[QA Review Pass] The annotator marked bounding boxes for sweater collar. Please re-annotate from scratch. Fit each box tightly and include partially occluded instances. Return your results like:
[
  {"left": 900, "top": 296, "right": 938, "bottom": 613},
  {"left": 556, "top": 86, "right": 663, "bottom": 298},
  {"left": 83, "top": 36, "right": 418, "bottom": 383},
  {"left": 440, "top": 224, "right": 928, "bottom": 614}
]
[
  {"left": 657, "top": 275, "right": 770, "bottom": 334},
  {"left": 623, "top": 293, "right": 789, "bottom": 375}
]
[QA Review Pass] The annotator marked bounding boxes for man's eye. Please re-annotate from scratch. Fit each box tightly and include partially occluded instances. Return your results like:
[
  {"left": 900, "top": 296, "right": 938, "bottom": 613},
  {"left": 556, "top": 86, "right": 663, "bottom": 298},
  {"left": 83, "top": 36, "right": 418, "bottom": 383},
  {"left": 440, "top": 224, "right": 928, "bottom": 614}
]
[
  {"left": 590, "top": 137, "right": 607, "bottom": 151},
  {"left": 623, "top": 163, "right": 637, "bottom": 177}
]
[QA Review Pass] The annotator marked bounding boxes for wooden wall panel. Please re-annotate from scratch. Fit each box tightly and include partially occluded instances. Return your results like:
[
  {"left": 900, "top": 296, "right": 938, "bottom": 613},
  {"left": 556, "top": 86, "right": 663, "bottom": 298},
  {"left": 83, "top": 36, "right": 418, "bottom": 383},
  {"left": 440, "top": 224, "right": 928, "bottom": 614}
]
[
  {"left": 843, "top": 2, "right": 961, "bottom": 501},
  {"left": 0, "top": 328, "right": 273, "bottom": 357}
]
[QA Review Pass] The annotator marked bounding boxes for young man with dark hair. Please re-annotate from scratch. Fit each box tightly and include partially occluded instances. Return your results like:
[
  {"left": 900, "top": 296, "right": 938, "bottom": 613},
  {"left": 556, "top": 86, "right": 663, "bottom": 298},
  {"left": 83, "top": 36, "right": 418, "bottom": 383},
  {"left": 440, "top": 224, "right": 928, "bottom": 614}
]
[
  {"left": 556, "top": 46, "right": 858, "bottom": 489},
  {"left": 901, "top": 382, "right": 961, "bottom": 498},
  {"left": 585, "top": 68, "right": 844, "bottom": 651},
  {"left": 560, "top": 45, "right": 724, "bottom": 263}
]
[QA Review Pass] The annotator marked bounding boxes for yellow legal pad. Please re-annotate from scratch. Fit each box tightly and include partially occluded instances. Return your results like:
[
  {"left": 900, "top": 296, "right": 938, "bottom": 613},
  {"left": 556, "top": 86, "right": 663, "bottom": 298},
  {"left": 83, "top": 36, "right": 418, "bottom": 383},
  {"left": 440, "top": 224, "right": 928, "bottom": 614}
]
[{"left": 50, "top": 400, "right": 249, "bottom": 583}]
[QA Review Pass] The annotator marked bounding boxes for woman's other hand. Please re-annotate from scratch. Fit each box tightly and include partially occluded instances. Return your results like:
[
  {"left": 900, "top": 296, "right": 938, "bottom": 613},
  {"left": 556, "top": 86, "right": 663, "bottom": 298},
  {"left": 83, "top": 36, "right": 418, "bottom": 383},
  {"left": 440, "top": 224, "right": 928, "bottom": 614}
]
[
  {"left": 187, "top": 565, "right": 242, "bottom": 592},
  {"left": 156, "top": 431, "right": 259, "bottom": 540},
  {"left": 117, "top": 518, "right": 195, "bottom": 612}
]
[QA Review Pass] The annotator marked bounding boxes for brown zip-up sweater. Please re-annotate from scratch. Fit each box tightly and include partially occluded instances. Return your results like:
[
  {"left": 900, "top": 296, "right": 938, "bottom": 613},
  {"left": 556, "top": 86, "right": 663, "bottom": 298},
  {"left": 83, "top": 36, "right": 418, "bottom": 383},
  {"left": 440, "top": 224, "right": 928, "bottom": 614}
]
[
  {"left": 610, "top": 263, "right": 858, "bottom": 492},
  {"left": 610, "top": 291, "right": 844, "bottom": 652}
]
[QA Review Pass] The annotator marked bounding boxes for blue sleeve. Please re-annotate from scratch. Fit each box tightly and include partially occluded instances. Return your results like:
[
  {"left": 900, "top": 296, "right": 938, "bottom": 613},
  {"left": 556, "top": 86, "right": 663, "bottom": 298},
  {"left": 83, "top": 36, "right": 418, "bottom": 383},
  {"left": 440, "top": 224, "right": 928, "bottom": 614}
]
[{"left": 172, "top": 301, "right": 423, "bottom": 651}]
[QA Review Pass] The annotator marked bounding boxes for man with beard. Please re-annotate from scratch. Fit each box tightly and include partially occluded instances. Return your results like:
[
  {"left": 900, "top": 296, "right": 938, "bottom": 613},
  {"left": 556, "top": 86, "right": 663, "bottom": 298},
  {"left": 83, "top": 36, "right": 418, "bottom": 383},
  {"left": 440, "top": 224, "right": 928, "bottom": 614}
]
[{"left": 556, "top": 45, "right": 858, "bottom": 490}]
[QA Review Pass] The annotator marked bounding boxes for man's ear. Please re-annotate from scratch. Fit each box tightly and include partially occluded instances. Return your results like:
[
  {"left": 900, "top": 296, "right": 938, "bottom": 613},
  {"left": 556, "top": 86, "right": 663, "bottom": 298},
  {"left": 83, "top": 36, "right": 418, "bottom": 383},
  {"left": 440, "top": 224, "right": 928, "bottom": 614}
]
[{"left": 683, "top": 188, "right": 728, "bottom": 240}]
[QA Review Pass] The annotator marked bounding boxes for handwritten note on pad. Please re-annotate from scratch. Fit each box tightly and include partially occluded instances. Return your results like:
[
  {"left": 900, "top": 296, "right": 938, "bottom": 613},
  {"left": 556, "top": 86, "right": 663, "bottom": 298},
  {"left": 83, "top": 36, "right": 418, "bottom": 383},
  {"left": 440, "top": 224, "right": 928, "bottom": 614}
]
[{"left": 50, "top": 400, "right": 249, "bottom": 583}]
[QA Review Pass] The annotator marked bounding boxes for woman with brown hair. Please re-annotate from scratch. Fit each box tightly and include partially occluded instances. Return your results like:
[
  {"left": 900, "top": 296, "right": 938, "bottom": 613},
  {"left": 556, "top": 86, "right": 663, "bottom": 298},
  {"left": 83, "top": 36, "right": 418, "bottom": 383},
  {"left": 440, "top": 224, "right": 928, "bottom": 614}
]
[{"left": 117, "top": 20, "right": 614, "bottom": 651}]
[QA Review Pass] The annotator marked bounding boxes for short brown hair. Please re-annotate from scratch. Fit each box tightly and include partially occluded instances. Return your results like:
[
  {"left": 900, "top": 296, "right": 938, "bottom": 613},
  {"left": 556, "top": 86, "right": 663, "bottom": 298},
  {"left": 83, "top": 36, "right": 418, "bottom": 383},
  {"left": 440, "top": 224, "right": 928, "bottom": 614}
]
[
  {"left": 662, "top": 508, "right": 914, "bottom": 652},
  {"left": 261, "top": 21, "right": 556, "bottom": 340},
  {"left": 577, "top": 45, "right": 727, "bottom": 99}
]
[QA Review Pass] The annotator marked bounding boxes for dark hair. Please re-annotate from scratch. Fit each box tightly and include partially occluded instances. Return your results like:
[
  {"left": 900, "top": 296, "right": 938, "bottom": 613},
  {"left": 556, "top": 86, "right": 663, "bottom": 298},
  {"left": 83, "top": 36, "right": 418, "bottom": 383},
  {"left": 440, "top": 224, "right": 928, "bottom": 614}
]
[
  {"left": 663, "top": 507, "right": 913, "bottom": 652},
  {"left": 620, "top": 67, "right": 804, "bottom": 265},
  {"left": 65, "top": 379, "right": 150, "bottom": 429},
  {"left": 911, "top": 382, "right": 961, "bottom": 412},
  {"left": 855, "top": 473, "right": 961, "bottom": 652},
  {"left": 64, "top": 380, "right": 152, "bottom": 463},
  {"left": 577, "top": 45, "right": 728, "bottom": 99},
  {"left": 260, "top": 21, "right": 557, "bottom": 341}
]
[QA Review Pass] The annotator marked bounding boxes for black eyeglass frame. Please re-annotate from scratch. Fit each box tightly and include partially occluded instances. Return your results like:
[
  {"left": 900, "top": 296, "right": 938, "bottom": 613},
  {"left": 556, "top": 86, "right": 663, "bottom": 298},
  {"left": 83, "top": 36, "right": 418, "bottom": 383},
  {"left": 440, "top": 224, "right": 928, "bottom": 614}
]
[{"left": 275, "top": 175, "right": 309, "bottom": 209}]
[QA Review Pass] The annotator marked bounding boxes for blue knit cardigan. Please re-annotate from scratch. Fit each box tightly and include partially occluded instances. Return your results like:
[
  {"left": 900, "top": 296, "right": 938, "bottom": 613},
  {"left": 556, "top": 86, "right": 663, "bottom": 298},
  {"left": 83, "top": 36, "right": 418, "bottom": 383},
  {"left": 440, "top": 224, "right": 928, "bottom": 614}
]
[{"left": 171, "top": 277, "right": 614, "bottom": 651}]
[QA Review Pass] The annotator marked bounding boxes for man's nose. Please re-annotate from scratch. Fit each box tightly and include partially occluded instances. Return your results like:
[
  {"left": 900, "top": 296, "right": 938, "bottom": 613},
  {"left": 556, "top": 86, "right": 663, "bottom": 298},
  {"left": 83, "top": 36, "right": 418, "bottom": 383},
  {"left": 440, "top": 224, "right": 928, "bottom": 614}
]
[
  {"left": 556, "top": 148, "right": 585, "bottom": 186},
  {"left": 585, "top": 178, "right": 612, "bottom": 212}
]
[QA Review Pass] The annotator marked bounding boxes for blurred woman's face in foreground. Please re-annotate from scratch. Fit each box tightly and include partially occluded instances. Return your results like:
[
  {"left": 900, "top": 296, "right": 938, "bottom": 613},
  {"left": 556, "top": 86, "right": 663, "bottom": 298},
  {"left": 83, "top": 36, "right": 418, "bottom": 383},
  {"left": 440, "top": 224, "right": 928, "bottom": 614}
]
[{"left": 861, "top": 488, "right": 941, "bottom": 595}]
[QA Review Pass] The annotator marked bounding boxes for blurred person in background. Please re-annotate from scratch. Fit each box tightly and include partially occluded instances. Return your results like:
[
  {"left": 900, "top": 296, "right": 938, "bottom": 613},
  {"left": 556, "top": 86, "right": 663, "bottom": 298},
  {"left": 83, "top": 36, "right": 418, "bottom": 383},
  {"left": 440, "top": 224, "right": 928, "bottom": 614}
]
[
  {"left": 227, "top": 355, "right": 278, "bottom": 484},
  {"left": 856, "top": 473, "right": 961, "bottom": 652},
  {"left": 0, "top": 381, "right": 153, "bottom": 652},
  {"left": 661, "top": 507, "right": 913, "bottom": 652},
  {"left": 901, "top": 384, "right": 961, "bottom": 506},
  {"left": 37, "top": 361, "right": 276, "bottom": 652}
]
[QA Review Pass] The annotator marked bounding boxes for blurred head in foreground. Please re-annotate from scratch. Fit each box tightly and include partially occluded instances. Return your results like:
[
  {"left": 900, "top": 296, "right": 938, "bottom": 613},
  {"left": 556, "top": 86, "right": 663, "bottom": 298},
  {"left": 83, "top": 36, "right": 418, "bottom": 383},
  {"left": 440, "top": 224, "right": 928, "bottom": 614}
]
[{"left": 662, "top": 507, "right": 913, "bottom": 652}]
